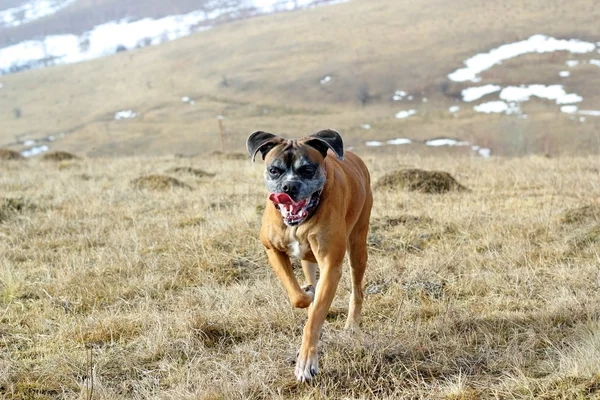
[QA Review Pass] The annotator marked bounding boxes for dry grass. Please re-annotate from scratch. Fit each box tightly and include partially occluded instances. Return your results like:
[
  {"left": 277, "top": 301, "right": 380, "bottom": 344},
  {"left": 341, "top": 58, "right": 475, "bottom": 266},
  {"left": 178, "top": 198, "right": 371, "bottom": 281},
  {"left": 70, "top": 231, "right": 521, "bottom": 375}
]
[
  {"left": 1, "top": 152, "right": 599, "bottom": 399},
  {"left": 0, "top": 149, "right": 23, "bottom": 160},
  {"left": 374, "top": 168, "right": 469, "bottom": 193},
  {"left": 41, "top": 151, "right": 80, "bottom": 162},
  {"left": 131, "top": 174, "right": 192, "bottom": 191}
]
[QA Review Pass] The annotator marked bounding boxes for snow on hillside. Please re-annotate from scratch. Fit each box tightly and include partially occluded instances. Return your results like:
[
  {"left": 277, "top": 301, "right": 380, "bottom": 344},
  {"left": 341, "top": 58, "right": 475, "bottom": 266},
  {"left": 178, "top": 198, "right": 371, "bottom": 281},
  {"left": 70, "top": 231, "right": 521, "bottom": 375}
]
[
  {"left": 0, "top": 0, "right": 78, "bottom": 28},
  {"left": 0, "top": 0, "right": 348, "bottom": 75},
  {"left": 447, "top": 35, "right": 600, "bottom": 118}
]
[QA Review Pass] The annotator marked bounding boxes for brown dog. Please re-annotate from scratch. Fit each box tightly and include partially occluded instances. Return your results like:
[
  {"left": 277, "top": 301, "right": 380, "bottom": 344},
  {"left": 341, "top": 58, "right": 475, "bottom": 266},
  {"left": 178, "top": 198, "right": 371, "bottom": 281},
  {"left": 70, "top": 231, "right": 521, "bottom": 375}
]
[{"left": 247, "top": 129, "right": 373, "bottom": 381}]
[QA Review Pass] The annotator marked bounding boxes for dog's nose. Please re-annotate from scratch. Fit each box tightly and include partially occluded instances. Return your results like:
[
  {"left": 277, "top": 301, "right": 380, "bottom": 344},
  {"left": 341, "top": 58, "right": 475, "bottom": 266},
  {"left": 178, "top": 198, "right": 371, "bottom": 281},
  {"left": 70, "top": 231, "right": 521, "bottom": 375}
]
[{"left": 282, "top": 182, "right": 300, "bottom": 197}]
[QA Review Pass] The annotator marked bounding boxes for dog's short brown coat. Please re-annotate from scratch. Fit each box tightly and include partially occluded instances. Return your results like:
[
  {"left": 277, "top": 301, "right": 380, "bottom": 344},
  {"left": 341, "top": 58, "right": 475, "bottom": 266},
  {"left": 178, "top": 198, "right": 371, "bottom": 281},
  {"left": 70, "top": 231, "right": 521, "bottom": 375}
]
[{"left": 249, "top": 131, "right": 372, "bottom": 381}]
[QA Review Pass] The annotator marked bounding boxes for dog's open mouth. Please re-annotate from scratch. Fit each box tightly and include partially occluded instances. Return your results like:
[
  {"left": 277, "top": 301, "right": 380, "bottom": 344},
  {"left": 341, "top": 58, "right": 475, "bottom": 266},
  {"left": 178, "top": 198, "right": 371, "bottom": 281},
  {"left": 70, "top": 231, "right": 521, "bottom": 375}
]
[{"left": 269, "top": 191, "right": 321, "bottom": 226}]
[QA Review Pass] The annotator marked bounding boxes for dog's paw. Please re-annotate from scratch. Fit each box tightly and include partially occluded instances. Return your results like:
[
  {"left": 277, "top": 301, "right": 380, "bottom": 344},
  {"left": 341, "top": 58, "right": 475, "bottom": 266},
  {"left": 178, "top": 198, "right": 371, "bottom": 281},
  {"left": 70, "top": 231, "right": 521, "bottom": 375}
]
[
  {"left": 302, "top": 284, "right": 315, "bottom": 296},
  {"left": 295, "top": 345, "right": 319, "bottom": 382}
]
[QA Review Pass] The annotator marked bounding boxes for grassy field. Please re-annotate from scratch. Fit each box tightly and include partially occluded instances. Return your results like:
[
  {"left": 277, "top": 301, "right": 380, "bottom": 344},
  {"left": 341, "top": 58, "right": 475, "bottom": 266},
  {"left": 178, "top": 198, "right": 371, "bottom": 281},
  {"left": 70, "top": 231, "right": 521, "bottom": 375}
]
[
  {"left": 1, "top": 150, "right": 599, "bottom": 399},
  {"left": 1, "top": 0, "right": 600, "bottom": 157}
]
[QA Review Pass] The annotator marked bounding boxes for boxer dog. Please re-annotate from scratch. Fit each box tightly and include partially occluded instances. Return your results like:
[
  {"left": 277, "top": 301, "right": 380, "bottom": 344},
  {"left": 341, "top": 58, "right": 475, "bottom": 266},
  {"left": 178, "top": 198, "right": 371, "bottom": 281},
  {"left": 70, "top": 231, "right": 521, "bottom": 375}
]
[{"left": 246, "top": 129, "right": 373, "bottom": 382}]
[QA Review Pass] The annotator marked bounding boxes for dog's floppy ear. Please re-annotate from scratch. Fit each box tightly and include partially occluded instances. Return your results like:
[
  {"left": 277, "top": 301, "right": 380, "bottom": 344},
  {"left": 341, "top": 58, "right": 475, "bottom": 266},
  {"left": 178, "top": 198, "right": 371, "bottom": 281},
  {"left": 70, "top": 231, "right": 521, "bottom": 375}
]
[
  {"left": 247, "top": 131, "right": 283, "bottom": 162},
  {"left": 305, "top": 129, "right": 344, "bottom": 160}
]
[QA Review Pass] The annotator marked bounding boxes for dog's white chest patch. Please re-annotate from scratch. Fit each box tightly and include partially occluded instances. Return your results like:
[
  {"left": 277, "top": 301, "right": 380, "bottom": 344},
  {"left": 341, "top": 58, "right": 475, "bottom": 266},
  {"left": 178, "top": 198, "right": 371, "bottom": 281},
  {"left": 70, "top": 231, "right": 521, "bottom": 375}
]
[
  {"left": 289, "top": 239, "right": 302, "bottom": 258},
  {"left": 287, "top": 229, "right": 305, "bottom": 259}
]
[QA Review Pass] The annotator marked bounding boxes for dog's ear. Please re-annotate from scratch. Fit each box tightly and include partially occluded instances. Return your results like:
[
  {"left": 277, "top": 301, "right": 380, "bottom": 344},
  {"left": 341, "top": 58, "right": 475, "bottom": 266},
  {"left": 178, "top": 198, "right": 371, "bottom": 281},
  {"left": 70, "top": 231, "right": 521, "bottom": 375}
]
[
  {"left": 305, "top": 129, "right": 344, "bottom": 160},
  {"left": 247, "top": 131, "right": 283, "bottom": 162}
]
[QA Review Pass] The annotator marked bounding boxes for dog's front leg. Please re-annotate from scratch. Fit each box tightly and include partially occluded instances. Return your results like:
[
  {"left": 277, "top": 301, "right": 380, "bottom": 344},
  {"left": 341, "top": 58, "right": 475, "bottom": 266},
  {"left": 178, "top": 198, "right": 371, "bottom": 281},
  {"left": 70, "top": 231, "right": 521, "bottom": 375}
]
[
  {"left": 295, "top": 239, "right": 345, "bottom": 382},
  {"left": 265, "top": 248, "right": 314, "bottom": 308}
]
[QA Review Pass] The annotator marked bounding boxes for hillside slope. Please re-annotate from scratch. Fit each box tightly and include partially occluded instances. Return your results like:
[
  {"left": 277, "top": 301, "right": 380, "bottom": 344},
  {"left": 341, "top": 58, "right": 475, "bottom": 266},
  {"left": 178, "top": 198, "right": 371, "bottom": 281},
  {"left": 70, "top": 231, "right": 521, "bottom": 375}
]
[{"left": 1, "top": 0, "right": 599, "bottom": 156}]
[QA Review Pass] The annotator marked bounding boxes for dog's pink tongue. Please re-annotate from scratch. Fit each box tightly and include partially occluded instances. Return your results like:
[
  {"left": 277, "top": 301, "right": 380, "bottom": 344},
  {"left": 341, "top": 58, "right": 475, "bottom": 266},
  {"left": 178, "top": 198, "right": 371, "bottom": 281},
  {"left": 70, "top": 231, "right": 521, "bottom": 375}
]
[{"left": 269, "top": 193, "right": 294, "bottom": 205}]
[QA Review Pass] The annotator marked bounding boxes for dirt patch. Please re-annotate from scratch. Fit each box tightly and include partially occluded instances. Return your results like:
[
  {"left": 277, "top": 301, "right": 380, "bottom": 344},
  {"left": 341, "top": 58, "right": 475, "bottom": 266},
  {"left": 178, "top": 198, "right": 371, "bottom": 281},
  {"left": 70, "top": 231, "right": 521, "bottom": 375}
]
[
  {"left": 166, "top": 166, "right": 215, "bottom": 178},
  {"left": 42, "top": 151, "right": 80, "bottom": 161},
  {"left": 374, "top": 168, "right": 468, "bottom": 193},
  {"left": 0, "top": 148, "right": 24, "bottom": 160},
  {"left": 131, "top": 175, "right": 191, "bottom": 190},
  {"left": 560, "top": 204, "right": 600, "bottom": 225}
]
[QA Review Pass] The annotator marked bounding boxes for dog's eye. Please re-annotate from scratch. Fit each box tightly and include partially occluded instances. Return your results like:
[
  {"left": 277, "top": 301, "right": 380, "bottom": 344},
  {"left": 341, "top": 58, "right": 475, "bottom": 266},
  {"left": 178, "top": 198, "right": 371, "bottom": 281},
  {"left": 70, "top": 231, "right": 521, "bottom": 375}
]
[
  {"left": 297, "top": 166, "right": 316, "bottom": 177},
  {"left": 268, "top": 166, "right": 283, "bottom": 176}
]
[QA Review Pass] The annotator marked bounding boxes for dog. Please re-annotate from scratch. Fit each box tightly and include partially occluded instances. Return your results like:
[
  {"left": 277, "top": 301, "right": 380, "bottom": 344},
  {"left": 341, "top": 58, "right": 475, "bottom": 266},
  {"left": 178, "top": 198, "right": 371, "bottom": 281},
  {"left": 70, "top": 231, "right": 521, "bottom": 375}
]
[{"left": 246, "top": 129, "right": 373, "bottom": 382}]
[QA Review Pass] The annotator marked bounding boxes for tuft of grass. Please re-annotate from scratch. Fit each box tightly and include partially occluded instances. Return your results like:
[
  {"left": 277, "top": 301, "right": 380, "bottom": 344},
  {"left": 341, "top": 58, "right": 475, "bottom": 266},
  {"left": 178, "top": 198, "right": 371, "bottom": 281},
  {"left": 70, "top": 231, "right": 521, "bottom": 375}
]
[
  {"left": 166, "top": 166, "right": 216, "bottom": 178},
  {"left": 0, "top": 148, "right": 24, "bottom": 160},
  {"left": 41, "top": 151, "right": 80, "bottom": 161},
  {"left": 374, "top": 168, "right": 469, "bottom": 193},
  {"left": 131, "top": 174, "right": 191, "bottom": 190},
  {"left": 560, "top": 204, "right": 600, "bottom": 225}
]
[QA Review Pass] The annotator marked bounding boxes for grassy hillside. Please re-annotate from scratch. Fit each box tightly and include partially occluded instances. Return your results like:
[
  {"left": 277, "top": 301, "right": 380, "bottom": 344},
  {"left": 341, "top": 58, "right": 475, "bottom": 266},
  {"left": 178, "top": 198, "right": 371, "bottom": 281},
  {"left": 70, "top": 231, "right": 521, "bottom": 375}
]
[
  {"left": 1, "top": 0, "right": 599, "bottom": 157},
  {"left": 1, "top": 151, "right": 599, "bottom": 398}
]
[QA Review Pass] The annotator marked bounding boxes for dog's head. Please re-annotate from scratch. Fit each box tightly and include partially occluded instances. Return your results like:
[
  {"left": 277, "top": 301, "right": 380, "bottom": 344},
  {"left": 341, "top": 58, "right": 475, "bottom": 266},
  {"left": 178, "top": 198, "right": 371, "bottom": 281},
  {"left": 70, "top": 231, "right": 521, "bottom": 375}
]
[{"left": 247, "top": 129, "right": 344, "bottom": 225}]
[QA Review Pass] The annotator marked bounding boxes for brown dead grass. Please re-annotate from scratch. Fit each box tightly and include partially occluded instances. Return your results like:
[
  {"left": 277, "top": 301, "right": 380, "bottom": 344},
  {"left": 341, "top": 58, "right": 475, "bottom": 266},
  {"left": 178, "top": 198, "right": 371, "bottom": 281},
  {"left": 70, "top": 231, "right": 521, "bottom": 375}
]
[
  {"left": 561, "top": 204, "right": 600, "bottom": 225},
  {"left": 166, "top": 166, "right": 216, "bottom": 178},
  {"left": 131, "top": 174, "right": 191, "bottom": 190},
  {"left": 374, "top": 168, "right": 469, "bottom": 193},
  {"left": 41, "top": 151, "right": 80, "bottom": 161},
  {"left": 0, "top": 148, "right": 23, "bottom": 160},
  {"left": 1, "top": 153, "right": 600, "bottom": 399}
]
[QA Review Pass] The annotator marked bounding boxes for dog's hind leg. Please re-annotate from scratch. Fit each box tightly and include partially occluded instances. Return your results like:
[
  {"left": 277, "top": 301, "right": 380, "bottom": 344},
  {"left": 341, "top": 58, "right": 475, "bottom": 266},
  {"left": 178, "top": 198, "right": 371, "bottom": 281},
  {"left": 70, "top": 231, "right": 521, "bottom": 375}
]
[
  {"left": 345, "top": 198, "right": 372, "bottom": 331},
  {"left": 301, "top": 260, "right": 318, "bottom": 288}
]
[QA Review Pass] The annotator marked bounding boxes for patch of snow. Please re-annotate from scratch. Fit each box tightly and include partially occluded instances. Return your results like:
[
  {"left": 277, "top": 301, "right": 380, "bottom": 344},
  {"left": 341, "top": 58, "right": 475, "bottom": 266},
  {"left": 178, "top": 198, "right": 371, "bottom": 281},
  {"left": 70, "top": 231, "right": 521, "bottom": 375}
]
[
  {"left": 448, "top": 34, "right": 596, "bottom": 82},
  {"left": 320, "top": 75, "right": 332, "bottom": 84},
  {"left": 449, "top": 105, "right": 460, "bottom": 113},
  {"left": 114, "top": 110, "right": 137, "bottom": 120},
  {"left": 360, "top": 124, "right": 371, "bottom": 130},
  {"left": 21, "top": 145, "right": 49, "bottom": 157},
  {"left": 590, "top": 59, "right": 600, "bottom": 67},
  {"left": 181, "top": 96, "right": 190, "bottom": 102},
  {"left": 22, "top": 139, "right": 36, "bottom": 146},
  {"left": 407, "top": 95, "right": 414, "bottom": 100},
  {"left": 478, "top": 148, "right": 491, "bottom": 158},
  {"left": 0, "top": 0, "right": 79, "bottom": 28},
  {"left": 474, "top": 101, "right": 518, "bottom": 114},
  {"left": 0, "top": 83, "right": 3, "bottom": 88},
  {"left": 189, "top": 100, "right": 196, "bottom": 105},
  {"left": 499, "top": 84, "right": 582, "bottom": 105},
  {"left": 560, "top": 105, "right": 578, "bottom": 114},
  {"left": 426, "top": 138, "right": 470, "bottom": 147},
  {"left": 578, "top": 110, "right": 600, "bottom": 116},
  {"left": 365, "top": 141, "right": 383, "bottom": 147},
  {"left": 580, "top": 116, "right": 586, "bottom": 122},
  {"left": 566, "top": 60, "right": 580, "bottom": 67},
  {"left": 559, "top": 70, "right": 570, "bottom": 77},
  {"left": 461, "top": 84, "right": 501, "bottom": 102},
  {"left": 392, "top": 90, "right": 407, "bottom": 101},
  {"left": 395, "top": 109, "right": 416, "bottom": 119},
  {"left": 422, "top": 98, "right": 428, "bottom": 103},
  {"left": 386, "top": 138, "right": 412, "bottom": 145}
]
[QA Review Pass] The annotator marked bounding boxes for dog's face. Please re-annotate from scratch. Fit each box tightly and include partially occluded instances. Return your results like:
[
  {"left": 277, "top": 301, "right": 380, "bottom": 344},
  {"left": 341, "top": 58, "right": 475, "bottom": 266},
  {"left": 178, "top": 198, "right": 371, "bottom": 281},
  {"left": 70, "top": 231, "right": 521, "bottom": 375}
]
[
  {"left": 262, "top": 144, "right": 326, "bottom": 202},
  {"left": 247, "top": 130, "right": 344, "bottom": 225}
]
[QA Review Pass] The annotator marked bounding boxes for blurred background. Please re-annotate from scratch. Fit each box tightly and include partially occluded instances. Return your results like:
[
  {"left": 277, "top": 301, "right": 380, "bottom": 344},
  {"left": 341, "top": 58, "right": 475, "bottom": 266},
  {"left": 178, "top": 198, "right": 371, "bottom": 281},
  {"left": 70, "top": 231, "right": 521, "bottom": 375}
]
[{"left": 1, "top": 0, "right": 599, "bottom": 158}]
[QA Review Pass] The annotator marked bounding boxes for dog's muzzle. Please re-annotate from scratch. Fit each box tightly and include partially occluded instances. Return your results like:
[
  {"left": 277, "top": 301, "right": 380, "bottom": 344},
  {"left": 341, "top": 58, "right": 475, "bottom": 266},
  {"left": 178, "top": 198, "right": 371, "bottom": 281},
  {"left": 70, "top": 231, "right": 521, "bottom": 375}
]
[{"left": 269, "top": 190, "right": 322, "bottom": 226}]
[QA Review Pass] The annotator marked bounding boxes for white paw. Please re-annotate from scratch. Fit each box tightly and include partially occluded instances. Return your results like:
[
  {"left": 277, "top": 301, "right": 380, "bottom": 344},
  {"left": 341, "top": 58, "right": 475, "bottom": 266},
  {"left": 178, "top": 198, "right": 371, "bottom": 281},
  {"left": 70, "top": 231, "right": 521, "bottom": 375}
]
[
  {"left": 302, "top": 285, "right": 315, "bottom": 302},
  {"left": 295, "top": 348, "right": 318, "bottom": 382}
]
